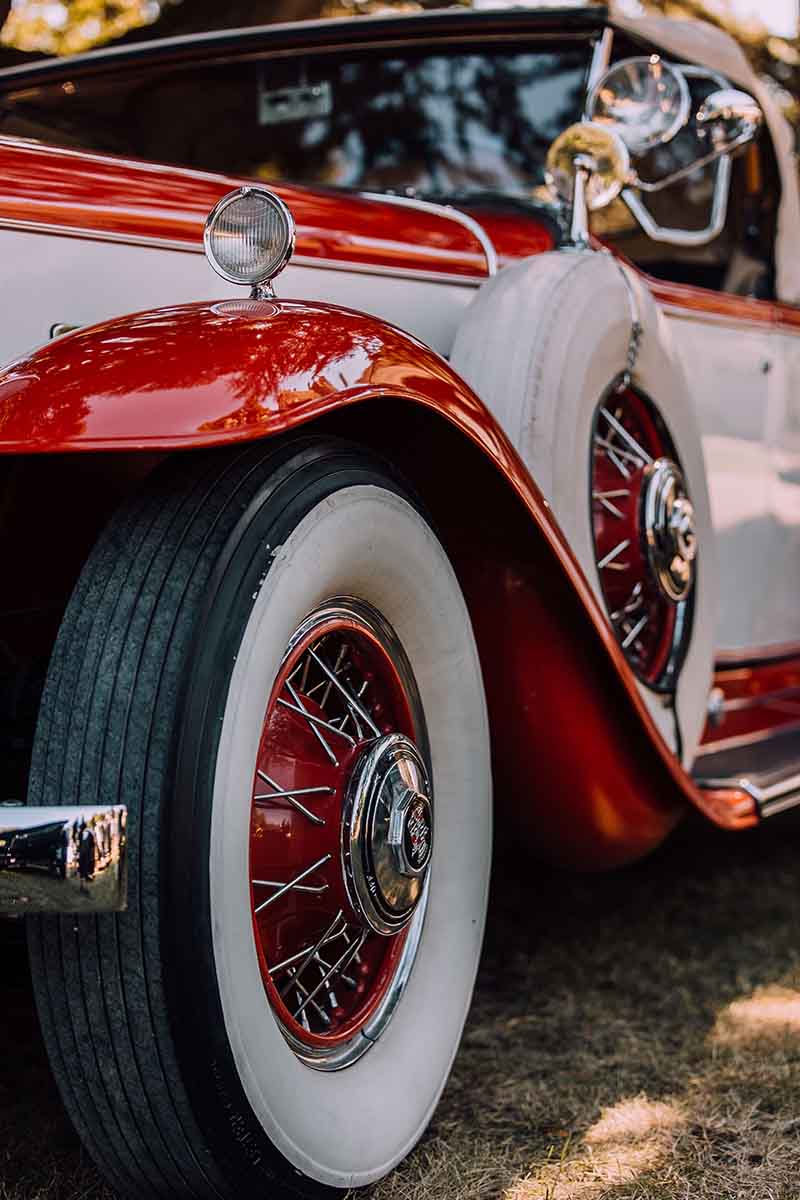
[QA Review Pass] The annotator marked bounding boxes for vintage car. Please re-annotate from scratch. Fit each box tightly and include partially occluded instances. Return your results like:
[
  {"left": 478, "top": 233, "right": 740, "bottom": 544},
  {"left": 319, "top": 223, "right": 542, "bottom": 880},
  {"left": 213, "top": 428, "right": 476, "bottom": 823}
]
[{"left": 0, "top": 1, "right": 798, "bottom": 1195}]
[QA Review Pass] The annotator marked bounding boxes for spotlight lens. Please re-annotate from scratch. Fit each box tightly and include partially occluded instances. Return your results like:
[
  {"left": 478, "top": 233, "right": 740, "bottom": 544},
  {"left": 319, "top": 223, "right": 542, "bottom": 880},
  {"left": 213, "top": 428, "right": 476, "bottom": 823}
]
[{"left": 204, "top": 187, "right": 295, "bottom": 288}]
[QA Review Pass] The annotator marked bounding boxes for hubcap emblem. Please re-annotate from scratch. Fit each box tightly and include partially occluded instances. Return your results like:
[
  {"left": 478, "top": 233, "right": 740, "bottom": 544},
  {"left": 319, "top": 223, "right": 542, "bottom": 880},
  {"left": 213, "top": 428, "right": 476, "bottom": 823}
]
[
  {"left": 642, "top": 458, "right": 697, "bottom": 603},
  {"left": 388, "top": 789, "right": 433, "bottom": 878}
]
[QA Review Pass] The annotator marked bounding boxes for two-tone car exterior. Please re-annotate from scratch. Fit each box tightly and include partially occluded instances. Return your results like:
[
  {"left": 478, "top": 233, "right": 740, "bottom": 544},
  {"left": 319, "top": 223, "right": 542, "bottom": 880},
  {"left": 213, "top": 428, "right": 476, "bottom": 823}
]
[{"left": 1, "top": 3, "right": 798, "bottom": 1195}]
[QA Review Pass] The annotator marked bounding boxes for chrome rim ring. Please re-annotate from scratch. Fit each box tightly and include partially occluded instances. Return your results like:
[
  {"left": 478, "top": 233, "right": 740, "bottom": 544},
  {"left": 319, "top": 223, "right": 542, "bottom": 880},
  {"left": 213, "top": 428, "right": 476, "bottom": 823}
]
[{"left": 248, "top": 597, "right": 431, "bottom": 1071}]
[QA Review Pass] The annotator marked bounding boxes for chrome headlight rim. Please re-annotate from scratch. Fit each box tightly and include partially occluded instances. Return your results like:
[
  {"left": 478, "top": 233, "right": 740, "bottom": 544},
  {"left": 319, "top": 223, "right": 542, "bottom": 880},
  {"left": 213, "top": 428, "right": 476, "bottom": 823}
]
[{"left": 203, "top": 185, "right": 296, "bottom": 290}]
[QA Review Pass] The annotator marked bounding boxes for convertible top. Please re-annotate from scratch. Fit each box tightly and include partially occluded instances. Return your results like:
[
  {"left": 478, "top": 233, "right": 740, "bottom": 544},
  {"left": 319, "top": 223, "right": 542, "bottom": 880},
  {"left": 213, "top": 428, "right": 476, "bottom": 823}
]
[{"left": 0, "top": 5, "right": 606, "bottom": 83}]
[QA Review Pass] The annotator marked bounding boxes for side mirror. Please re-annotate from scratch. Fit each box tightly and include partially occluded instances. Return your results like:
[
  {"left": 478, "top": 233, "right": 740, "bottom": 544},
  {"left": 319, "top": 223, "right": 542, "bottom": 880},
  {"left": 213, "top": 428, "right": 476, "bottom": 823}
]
[
  {"left": 571, "top": 58, "right": 765, "bottom": 248},
  {"left": 586, "top": 55, "right": 691, "bottom": 157},
  {"left": 696, "top": 88, "right": 763, "bottom": 151},
  {"left": 545, "top": 121, "right": 631, "bottom": 248}
]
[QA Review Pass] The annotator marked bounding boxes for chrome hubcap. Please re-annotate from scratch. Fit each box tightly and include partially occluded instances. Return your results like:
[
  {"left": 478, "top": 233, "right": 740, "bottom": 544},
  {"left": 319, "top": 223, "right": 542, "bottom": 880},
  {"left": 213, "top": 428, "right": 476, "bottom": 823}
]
[
  {"left": 642, "top": 458, "right": 697, "bottom": 603},
  {"left": 342, "top": 734, "right": 433, "bottom": 936}
]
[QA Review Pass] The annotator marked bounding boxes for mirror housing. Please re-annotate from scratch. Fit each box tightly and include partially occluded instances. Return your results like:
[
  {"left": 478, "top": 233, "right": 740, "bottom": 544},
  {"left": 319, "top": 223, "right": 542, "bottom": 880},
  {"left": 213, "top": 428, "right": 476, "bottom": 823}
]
[
  {"left": 587, "top": 55, "right": 691, "bottom": 157},
  {"left": 696, "top": 87, "right": 763, "bottom": 151},
  {"left": 545, "top": 121, "right": 631, "bottom": 249}
]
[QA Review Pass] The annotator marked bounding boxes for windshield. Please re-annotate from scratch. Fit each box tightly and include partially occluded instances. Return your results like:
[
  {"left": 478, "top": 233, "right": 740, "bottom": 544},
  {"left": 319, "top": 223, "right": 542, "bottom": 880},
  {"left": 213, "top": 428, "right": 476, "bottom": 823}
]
[{"left": 0, "top": 41, "right": 590, "bottom": 199}]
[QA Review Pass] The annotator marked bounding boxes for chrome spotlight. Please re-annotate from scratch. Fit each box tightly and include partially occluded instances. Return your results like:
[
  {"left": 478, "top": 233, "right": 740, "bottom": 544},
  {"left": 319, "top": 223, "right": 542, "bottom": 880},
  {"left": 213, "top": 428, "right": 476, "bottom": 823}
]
[{"left": 204, "top": 186, "right": 296, "bottom": 298}]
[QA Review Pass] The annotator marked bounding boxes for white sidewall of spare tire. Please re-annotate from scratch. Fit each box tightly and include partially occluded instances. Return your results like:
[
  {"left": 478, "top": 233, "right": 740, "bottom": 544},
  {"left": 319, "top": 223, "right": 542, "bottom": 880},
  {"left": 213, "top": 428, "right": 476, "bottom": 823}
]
[
  {"left": 210, "top": 485, "right": 491, "bottom": 1188},
  {"left": 451, "top": 249, "right": 716, "bottom": 766}
]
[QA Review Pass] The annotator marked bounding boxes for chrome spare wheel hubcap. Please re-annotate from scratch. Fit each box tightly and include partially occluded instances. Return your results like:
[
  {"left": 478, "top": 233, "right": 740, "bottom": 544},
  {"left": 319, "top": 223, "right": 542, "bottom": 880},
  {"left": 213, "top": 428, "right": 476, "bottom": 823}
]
[
  {"left": 248, "top": 598, "right": 432, "bottom": 1069},
  {"left": 642, "top": 458, "right": 697, "bottom": 603}
]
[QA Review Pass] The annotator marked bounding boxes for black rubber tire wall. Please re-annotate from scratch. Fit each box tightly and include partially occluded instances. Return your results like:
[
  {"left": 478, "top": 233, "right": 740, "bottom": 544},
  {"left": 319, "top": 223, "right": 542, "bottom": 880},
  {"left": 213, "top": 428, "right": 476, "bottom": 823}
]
[{"left": 26, "top": 438, "right": 408, "bottom": 1200}]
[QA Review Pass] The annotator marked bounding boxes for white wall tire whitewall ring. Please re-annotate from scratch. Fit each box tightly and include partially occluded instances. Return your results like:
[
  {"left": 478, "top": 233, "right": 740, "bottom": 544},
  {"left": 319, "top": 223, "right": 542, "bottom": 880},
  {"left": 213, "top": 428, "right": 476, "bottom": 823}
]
[
  {"left": 211, "top": 481, "right": 491, "bottom": 1187},
  {"left": 452, "top": 249, "right": 716, "bottom": 767},
  {"left": 27, "top": 438, "right": 491, "bottom": 1199}
]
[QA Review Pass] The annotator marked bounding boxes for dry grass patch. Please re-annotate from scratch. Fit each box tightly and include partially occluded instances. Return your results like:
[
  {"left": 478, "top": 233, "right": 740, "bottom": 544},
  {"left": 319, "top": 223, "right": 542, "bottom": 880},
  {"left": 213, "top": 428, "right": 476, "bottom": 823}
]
[
  {"left": 505, "top": 1096, "right": 687, "bottom": 1199},
  {"left": 364, "top": 818, "right": 800, "bottom": 1200}
]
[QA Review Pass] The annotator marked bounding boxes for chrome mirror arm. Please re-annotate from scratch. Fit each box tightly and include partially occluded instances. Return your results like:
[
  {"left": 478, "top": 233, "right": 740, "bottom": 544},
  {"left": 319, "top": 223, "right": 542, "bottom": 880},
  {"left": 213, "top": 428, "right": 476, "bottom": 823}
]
[
  {"left": 632, "top": 130, "right": 753, "bottom": 194},
  {"left": 621, "top": 153, "right": 732, "bottom": 247},
  {"left": 565, "top": 156, "right": 593, "bottom": 251}
]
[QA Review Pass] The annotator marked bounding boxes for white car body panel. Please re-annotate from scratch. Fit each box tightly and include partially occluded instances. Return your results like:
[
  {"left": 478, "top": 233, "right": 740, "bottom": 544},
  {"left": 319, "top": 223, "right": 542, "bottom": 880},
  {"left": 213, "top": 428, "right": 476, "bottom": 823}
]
[
  {"left": 0, "top": 226, "right": 474, "bottom": 369},
  {"left": 661, "top": 305, "right": 776, "bottom": 653}
]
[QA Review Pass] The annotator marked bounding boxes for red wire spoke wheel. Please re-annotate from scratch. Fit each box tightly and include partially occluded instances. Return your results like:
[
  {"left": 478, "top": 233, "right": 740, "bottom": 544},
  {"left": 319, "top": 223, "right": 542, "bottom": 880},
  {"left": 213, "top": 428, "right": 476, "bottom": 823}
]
[
  {"left": 591, "top": 387, "right": 697, "bottom": 687},
  {"left": 250, "top": 598, "right": 433, "bottom": 1066}
]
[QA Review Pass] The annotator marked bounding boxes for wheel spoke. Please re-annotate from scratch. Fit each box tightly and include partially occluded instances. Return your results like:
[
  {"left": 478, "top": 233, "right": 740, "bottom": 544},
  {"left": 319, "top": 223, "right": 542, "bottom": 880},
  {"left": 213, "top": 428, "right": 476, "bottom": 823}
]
[
  {"left": 600, "top": 406, "right": 653, "bottom": 465},
  {"left": 278, "top": 909, "right": 345, "bottom": 997},
  {"left": 269, "top": 923, "right": 349, "bottom": 976},
  {"left": 621, "top": 613, "right": 649, "bottom": 648},
  {"left": 254, "top": 770, "right": 330, "bottom": 826},
  {"left": 252, "top": 879, "right": 329, "bottom": 896},
  {"left": 253, "top": 853, "right": 332, "bottom": 914},
  {"left": 315, "top": 954, "right": 357, "bottom": 989},
  {"left": 292, "top": 930, "right": 369, "bottom": 1021},
  {"left": 594, "top": 434, "right": 643, "bottom": 467},
  {"left": 597, "top": 538, "right": 630, "bottom": 571},
  {"left": 594, "top": 434, "right": 632, "bottom": 478},
  {"left": 610, "top": 582, "right": 644, "bottom": 623},
  {"left": 279, "top": 690, "right": 356, "bottom": 746},
  {"left": 281, "top": 678, "right": 340, "bottom": 765},
  {"left": 285, "top": 967, "right": 332, "bottom": 1026},
  {"left": 318, "top": 641, "right": 349, "bottom": 710},
  {"left": 592, "top": 488, "right": 629, "bottom": 519},
  {"left": 308, "top": 646, "right": 381, "bottom": 737}
]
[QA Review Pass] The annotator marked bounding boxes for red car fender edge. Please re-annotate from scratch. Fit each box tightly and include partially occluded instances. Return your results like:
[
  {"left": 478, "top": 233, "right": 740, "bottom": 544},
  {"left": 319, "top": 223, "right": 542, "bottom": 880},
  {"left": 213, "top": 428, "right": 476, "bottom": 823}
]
[{"left": 0, "top": 298, "right": 757, "bottom": 862}]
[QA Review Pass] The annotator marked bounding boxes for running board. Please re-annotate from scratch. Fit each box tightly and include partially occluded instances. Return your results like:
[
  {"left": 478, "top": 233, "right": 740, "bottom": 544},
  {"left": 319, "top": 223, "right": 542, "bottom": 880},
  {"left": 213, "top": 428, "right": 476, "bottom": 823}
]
[{"left": 693, "top": 727, "right": 800, "bottom": 820}]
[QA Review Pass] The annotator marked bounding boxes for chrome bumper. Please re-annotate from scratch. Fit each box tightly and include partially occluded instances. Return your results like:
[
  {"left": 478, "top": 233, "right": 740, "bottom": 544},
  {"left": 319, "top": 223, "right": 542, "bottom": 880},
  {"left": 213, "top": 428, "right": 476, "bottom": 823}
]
[{"left": 0, "top": 805, "right": 127, "bottom": 914}]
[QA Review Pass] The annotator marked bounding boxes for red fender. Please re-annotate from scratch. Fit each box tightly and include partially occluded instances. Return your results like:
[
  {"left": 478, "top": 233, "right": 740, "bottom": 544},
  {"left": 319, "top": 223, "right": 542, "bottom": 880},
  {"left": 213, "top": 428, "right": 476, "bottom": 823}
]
[{"left": 0, "top": 299, "right": 755, "bottom": 863}]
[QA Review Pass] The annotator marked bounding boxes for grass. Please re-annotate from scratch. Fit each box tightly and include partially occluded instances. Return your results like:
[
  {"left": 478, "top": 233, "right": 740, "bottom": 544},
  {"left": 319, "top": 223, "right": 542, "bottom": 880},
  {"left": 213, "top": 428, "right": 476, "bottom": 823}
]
[{"left": 4, "top": 817, "right": 800, "bottom": 1199}]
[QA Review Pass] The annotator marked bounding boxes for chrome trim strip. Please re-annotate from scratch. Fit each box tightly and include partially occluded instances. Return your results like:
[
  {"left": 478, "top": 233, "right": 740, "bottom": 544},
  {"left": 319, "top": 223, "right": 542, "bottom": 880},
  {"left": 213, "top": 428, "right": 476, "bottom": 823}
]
[
  {"left": 358, "top": 190, "right": 498, "bottom": 277},
  {"left": 0, "top": 215, "right": 203, "bottom": 252},
  {"left": 0, "top": 804, "right": 127, "bottom": 913},
  {"left": 715, "top": 642, "right": 800, "bottom": 666},
  {"left": 714, "top": 686, "right": 800, "bottom": 715},
  {"left": 292, "top": 254, "right": 483, "bottom": 288},
  {"left": 761, "top": 789, "right": 800, "bottom": 819},
  {"left": 697, "top": 773, "right": 800, "bottom": 820},
  {"left": 695, "top": 718, "right": 800, "bottom": 758},
  {"left": 0, "top": 217, "right": 485, "bottom": 288}
]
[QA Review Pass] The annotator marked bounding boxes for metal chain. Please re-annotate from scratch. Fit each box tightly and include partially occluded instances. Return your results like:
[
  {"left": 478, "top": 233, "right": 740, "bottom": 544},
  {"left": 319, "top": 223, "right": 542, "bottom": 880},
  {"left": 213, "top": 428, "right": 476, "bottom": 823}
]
[
  {"left": 618, "top": 319, "right": 643, "bottom": 394},
  {"left": 605, "top": 250, "right": 643, "bottom": 394}
]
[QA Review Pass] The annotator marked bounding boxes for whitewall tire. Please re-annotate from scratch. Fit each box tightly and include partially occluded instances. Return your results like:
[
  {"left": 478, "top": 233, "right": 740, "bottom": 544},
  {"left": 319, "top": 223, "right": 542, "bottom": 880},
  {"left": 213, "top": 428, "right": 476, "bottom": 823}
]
[{"left": 27, "top": 438, "right": 491, "bottom": 1198}]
